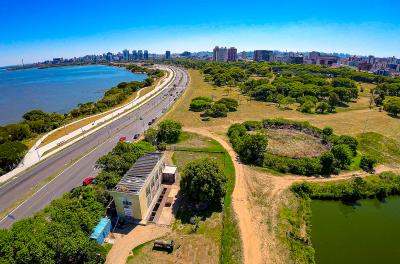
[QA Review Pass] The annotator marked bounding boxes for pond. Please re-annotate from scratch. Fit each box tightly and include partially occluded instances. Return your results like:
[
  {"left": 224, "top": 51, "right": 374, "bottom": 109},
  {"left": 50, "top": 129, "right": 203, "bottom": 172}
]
[{"left": 311, "top": 197, "right": 400, "bottom": 264}]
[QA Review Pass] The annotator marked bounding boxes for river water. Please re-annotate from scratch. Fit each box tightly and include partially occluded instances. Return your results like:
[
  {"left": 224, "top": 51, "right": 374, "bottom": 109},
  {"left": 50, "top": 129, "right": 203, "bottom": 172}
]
[
  {"left": 0, "top": 65, "right": 147, "bottom": 125},
  {"left": 311, "top": 197, "right": 400, "bottom": 264}
]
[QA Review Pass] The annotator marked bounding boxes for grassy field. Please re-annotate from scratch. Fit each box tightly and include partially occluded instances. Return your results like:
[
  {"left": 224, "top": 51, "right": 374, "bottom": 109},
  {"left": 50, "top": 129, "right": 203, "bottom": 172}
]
[
  {"left": 127, "top": 132, "right": 242, "bottom": 264},
  {"left": 163, "top": 69, "right": 400, "bottom": 162}
]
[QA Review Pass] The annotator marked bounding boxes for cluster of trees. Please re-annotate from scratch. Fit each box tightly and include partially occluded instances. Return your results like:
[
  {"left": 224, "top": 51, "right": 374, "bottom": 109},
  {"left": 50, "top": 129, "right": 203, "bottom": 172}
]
[
  {"left": 180, "top": 158, "right": 227, "bottom": 204},
  {"left": 291, "top": 172, "right": 400, "bottom": 201},
  {"left": 189, "top": 96, "right": 239, "bottom": 118},
  {"left": 241, "top": 76, "right": 358, "bottom": 113},
  {"left": 0, "top": 109, "right": 66, "bottom": 175},
  {"left": 228, "top": 119, "right": 362, "bottom": 176},
  {"left": 125, "top": 64, "right": 164, "bottom": 78},
  {"left": 0, "top": 140, "right": 156, "bottom": 263},
  {"left": 371, "top": 79, "right": 400, "bottom": 116},
  {"left": 0, "top": 65, "right": 160, "bottom": 176},
  {"left": 144, "top": 120, "right": 182, "bottom": 147}
]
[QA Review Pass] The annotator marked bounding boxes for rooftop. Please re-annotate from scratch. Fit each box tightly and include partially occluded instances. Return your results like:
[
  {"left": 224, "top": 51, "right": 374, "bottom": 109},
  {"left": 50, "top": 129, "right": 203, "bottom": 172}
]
[{"left": 113, "top": 152, "right": 164, "bottom": 194}]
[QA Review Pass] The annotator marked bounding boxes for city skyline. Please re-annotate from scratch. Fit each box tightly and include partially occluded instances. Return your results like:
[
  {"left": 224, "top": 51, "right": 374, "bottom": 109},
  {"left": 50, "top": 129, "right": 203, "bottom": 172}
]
[{"left": 1, "top": 0, "right": 400, "bottom": 66}]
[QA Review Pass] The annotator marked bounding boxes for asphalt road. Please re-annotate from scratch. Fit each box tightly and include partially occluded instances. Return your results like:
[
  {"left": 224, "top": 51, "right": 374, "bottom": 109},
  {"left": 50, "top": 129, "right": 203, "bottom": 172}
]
[{"left": 0, "top": 66, "right": 189, "bottom": 229}]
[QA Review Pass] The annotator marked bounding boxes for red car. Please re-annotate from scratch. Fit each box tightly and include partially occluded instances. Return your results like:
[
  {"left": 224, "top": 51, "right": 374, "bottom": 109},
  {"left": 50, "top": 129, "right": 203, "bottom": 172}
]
[
  {"left": 119, "top": 136, "right": 127, "bottom": 142},
  {"left": 82, "top": 176, "right": 94, "bottom": 186}
]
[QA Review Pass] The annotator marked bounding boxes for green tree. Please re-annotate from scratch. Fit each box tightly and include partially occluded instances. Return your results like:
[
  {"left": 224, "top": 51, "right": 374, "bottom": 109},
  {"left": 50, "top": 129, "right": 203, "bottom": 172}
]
[
  {"left": 331, "top": 144, "right": 353, "bottom": 169},
  {"left": 144, "top": 127, "right": 158, "bottom": 145},
  {"left": 216, "top": 98, "right": 239, "bottom": 112},
  {"left": 360, "top": 155, "right": 377, "bottom": 172},
  {"left": 157, "top": 120, "right": 182, "bottom": 143},
  {"left": 383, "top": 97, "right": 400, "bottom": 116},
  {"left": 300, "top": 100, "right": 315, "bottom": 113},
  {"left": 315, "top": 102, "right": 329, "bottom": 114},
  {"left": 0, "top": 141, "right": 28, "bottom": 172},
  {"left": 322, "top": 126, "right": 333, "bottom": 136},
  {"left": 205, "top": 103, "right": 228, "bottom": 117},
  {"left": 189, "top": 99, "right": 212, "bottom": 112},
  {"left": 328, "top": 92, "right": 339, "bottom": 112},
  {"left": 5, "top": 123, "right": 31, "bottom": 141},
  {"left": 238, "top": 132, "right": 267, "bottom": 165},
  {"left": 320, "top": 151, "right": 336, "bottom": 175},
  {"left": 180, "top": 158, "right": 227, "bottom": 203}
]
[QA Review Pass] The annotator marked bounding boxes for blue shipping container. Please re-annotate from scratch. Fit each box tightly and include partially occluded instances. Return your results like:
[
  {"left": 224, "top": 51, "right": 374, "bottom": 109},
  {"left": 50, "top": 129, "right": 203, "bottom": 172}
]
[{"left": 90, "top": 217, "right": 111, "bottom": 245}]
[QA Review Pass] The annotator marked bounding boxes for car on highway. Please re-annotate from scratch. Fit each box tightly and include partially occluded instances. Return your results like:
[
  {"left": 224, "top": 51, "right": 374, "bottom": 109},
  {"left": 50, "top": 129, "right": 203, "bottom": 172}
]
[
  {"left": 119, "top": 136, "right": 127, "bottom": 142},
  {"left": 148, "top": 121, "right": 152, "bottom": 125},
  {"left": 82, "top": 176, "right": 94, "bottom": 186},
  {"left": 133, "top": 134, "right": 140, "bottom": 139}
]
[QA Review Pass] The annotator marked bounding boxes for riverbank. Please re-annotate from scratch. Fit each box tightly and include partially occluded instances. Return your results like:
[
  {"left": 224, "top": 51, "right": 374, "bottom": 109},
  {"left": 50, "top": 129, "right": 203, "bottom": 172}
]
[{"left": 0, "top": 64, "right": 160, "bottom": 176}]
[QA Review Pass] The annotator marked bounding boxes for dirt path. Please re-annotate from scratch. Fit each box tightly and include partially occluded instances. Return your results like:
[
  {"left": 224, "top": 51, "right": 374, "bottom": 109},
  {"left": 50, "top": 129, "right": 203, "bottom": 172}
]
[
  {"left": 106, "top": 225, "right": 170, "bottom": 264},
  {"left": 184, "top": 127, "right": 400, "bottom": 264},
  {"left": 184, "top": 127, "right": 263, "bottom": 264}
]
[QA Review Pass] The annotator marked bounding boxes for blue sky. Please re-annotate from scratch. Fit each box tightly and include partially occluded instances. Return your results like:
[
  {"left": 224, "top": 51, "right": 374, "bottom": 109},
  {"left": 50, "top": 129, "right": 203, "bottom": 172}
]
[{"left": 1, "top": 0, "right": 400, "bottom": 66}]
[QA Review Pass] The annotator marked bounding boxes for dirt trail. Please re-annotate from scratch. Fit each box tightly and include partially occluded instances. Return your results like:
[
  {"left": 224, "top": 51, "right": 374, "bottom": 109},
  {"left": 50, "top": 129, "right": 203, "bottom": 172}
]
[
  {"left": 184, "top": 127, "right": 400, "bottom": 264},
  {"left": 184, "top": 127, "right": 263, "bottom": 264}
]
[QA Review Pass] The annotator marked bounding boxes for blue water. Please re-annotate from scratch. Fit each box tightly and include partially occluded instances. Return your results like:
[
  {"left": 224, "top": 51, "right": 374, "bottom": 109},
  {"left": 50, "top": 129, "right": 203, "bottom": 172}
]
[{"left": 0, "top": 65, "right": 147, "bottom": 125}]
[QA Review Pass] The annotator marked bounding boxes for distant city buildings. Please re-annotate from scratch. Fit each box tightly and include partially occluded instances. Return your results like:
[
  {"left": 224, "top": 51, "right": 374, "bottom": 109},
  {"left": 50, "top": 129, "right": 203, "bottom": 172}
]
[
  {"left": 253, "top": 50, "right": 273, "bottom": 62},
  {"left": 39, "top": 46, "right": 400, "bottom": 78},
  {"left": 213, "top": 46, "right": 237, "bottom": 62}
]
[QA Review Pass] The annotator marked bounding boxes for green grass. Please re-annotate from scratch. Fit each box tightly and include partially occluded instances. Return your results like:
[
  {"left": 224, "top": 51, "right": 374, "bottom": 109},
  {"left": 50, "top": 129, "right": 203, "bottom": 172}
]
[
  {"left": 171, "top": 132, "right": 243, "bottom": 264},
  {"left": 357, "top": 132, "right": 400, "bottom": 165}
]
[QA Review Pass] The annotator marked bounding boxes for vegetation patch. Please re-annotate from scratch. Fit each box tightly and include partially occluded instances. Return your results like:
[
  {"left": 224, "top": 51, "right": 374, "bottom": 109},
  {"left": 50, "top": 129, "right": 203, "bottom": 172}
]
[
  {"left": 189, "top": 96, "right": 239, "bottom": 119},
  {"left": 357, "top": 132, "right": 400, "bottom": 166},
  {"left": 228, "top": 118, "right": 362, "bottom": 176}
]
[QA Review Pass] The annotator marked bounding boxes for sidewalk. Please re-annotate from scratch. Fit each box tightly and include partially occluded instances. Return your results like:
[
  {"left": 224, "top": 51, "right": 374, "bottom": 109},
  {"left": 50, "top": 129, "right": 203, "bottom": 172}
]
[{"left": 0, "top": 65, "right": 175, "bottom": 184}]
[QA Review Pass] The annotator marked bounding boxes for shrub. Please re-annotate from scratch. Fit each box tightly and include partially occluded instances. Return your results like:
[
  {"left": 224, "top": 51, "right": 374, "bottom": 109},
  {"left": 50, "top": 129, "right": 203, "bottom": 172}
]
[
  {"left": 335, "top": 135, "right": 358, "bottom": 156},
  {"left": 360, "top": 155, "right": 377, "bottom": 172},
  {"left": 315, "top": 102, "right": 329, "bottom": 114},
  {"left": 300, "top": 101, "right": 315, "bottom": 113},
  {"left": 216, "top": 98, "right": 239, "bottom": 112},
  {"left": 0, "top": 141, "right": 28, "bottom": 172},
  {"left": 205, "top": 103, "right": 228, "bottom": 118},
  {"left": 189, "top": 100, "right": 212, "bottom": 112},
  {"left": 180, "top": 158, "right": 227, "bottom": 203},
  {"left": 322, "top": 127, "right": 333, "bottom": 136},
  {"left": 383, "top": 97, "right": 400, "bottom": 116}
]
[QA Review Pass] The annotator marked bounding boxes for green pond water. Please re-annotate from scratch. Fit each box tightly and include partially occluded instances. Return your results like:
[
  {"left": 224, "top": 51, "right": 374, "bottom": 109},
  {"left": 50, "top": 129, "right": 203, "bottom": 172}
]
[{"left": 311, "top": 197, "right": 400, "bottom": 264}]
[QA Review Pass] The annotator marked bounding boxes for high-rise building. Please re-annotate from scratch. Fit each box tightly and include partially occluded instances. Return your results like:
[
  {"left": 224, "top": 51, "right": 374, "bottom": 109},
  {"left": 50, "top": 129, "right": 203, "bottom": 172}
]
[
  {"left": 138, "top": 50, "right": 143, "bottom": 60},
  {"left": 213, "top": 46, "right": 228, "bottom": 62},
  {"left": 132, "top": 50, "right": 138, "bottom": 60},
  {"left": 253, "top": 50, "right": 273, "bottom": 62},
  {"left": 228, "top": 47, "right": 237, "bottom": 62},
  {"left": 144, "top": 50, "right": 149, "bottom": 60},
  {"left": 122, "top": 49, "right": 130, "bottom": 61},
  {"left": 165, "top": 50, "right": 171, "bottom": 59}
]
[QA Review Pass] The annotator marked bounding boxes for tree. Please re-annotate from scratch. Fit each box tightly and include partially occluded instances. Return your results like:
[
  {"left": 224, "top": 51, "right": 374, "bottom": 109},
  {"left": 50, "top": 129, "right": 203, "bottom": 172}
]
[
  {"left": 332, "top": 77, "right": 357, "bottom": 88},
  {"left": 5, "top": 124, "right": 31, "bottom": 141},
  {"left": 238, "top": 132, "right": 268, "bottom": 165},
  {"left": 23, "top": 110, "right": 49, "bottom": 121},
  {"left": 360, "top": 155, "right": 377, "bottom": 173},
  {"left": 319, "top": 151, "right": 336, "bottom": 175},
  {"left": 205, "top": 103, "right": 228, "bottom": 118},
  {"left": 144, "top": 127, "right": 158, "bottom": 145},
  {"left": 300, "top": 100, "right": 315, "bottom": 113},
  {"left": 328, "top": 92, "right": 339, "bottom": 112},
  {"left": 157, "top": 120, "right": 182, "bottom": 143},
  {"left": 331, "top": 144, "right": 353, "bottom": 169},
  {"left": 189, "top": 100, "right": 212, "bottom": 112},
  {"left": 277, "top": 96, "right": 296, "bottom": 109},
  {"left": 383, "top": 97, "right": 400, "bottom": 116},
  {"left": 216, "top": 98, "right": 239, "bottom": 112},
  {"left": 180, "top": 158, "right": 227, "bottom": 203},
  {"left": 0, "top": 141, "right": 28, "bottom": 172},
  {"left": 322, "top": 126, "right": 333, "bottom": 136},
  {"left": 315, "top": 102, "right": 329, "bottom": 114},
  {"left": 336, "top": 135, "right": 358, "bottom": 156}
]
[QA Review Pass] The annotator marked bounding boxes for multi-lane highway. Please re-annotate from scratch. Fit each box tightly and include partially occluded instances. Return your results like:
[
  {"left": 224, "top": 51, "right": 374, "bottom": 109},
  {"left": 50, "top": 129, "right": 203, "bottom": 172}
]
[{"left": 0, "top": 65, "right": 189, "bottom": 229}]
